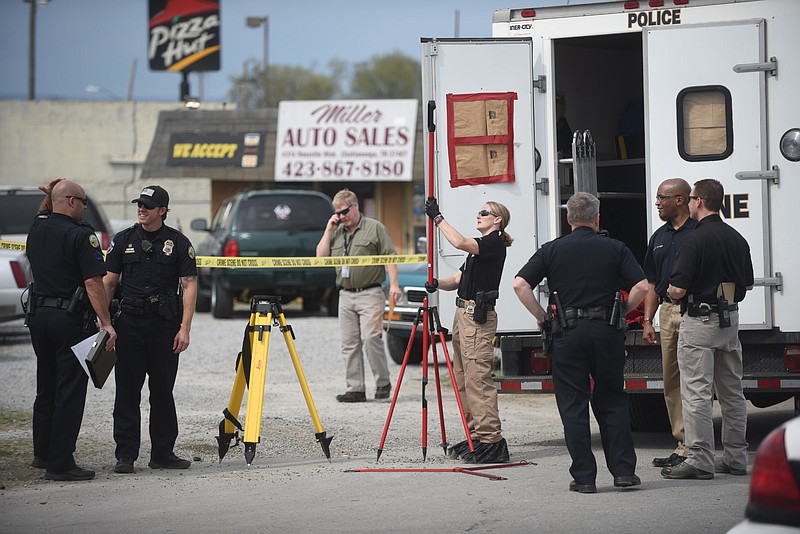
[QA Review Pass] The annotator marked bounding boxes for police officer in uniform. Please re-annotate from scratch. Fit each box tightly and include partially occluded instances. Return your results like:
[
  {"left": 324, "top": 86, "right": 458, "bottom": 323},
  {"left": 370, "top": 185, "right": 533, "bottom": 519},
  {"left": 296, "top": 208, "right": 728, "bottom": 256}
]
[
  {"left": 26, "top": 178, "right": 116, "bottom": 481},
  {"left": 513, "top": 192, "right": 648, "bottom": 493},
  {"left": 103, "top": 185, "right": 197, "bottom": 474},
  {"left": 662, "top": 179, "right": 753, "bottom": 480}
]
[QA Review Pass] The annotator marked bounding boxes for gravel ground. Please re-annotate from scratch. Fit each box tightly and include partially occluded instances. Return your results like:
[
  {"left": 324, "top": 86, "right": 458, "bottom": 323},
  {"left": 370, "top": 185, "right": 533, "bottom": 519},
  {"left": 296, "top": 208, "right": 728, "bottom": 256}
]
[
  {"left": 3, "top": 307, "right": 788, "bottom": 533},
  {"left": 0, "top": 305, "right": 564, "bottom": 485}
]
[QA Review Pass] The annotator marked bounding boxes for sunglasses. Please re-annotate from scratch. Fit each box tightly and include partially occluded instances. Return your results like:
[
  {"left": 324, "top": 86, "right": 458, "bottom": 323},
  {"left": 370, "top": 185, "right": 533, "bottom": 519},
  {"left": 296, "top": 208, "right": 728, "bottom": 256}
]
[
  {"left": 66, "top": 196, "right": 88, "bottom": 206},
  {"left": 688, "top": 195, "right": 703, "bottom": 202},
  {"left": 335, "top": 204, "right": 354, "bottom": 217},
  {"left": 137, "top": 202, "right": 158, "bottom": 210},
  {"left": 478, "top": 209, "right": 497, "bottom": 217}
]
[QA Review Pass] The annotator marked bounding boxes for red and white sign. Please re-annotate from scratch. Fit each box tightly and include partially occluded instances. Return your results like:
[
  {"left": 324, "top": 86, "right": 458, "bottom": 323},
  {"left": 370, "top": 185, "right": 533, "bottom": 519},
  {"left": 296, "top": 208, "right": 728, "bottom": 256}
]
[{"left": 275, "top": 99, "right": 417, "bottom": 182}]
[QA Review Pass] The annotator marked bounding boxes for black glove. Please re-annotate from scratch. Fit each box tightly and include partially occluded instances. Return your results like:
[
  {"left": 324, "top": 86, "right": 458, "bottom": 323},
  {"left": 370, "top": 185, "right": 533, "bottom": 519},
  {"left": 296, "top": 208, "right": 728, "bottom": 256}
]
[
  {"left": 425, "top": 198, "right": 441, "bottom": 219},
  {"left": 424, "top": 278, "right": 438, "bottom": 293}
]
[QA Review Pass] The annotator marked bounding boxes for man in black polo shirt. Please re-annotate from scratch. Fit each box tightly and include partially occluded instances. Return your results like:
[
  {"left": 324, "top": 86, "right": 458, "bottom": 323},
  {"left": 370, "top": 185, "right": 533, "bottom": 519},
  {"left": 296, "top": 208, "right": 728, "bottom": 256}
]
[
  {"left": 26, "top": 178, "right": 116, "bottom": 481},
  {"left": 662, "top": 179, "right": 754, "bottom": 480},
  {"left": 514, "top": 192, "right": 649, "bottom": 493},
  {"left": 642, "top": 178, "right": 697, "bottom": 469}
]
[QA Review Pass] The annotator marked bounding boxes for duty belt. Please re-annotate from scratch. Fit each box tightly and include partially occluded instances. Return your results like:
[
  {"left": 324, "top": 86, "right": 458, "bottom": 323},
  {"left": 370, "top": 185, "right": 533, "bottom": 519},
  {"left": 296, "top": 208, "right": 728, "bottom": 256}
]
[
  {"left": 659, "top": 294, "right": 677, "bottom": 304},
  {"left": 120, "top": 296, "right": 162, "bottom": 314},
  {"left": 455, "top": 297, "right": 494, "bottom": 311},
  {"left": 340, "top": 283, "right": 382, "bottom": 293},
  {"left": 564, "top": 306, "right": 611, "bottom": 321},
  {"left": 35, "top": 296, "right": 70, "bottom": 310},
  {"left": 686, "top": 302, "right": 738, "bottom": 317}
]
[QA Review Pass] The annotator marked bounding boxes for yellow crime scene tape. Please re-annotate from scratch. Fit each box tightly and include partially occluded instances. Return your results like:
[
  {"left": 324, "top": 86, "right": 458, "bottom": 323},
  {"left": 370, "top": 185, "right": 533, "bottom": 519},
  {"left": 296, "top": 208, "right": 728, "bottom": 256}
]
[{"left": 1, "top": 239, "right": 425, "bottom": 268}]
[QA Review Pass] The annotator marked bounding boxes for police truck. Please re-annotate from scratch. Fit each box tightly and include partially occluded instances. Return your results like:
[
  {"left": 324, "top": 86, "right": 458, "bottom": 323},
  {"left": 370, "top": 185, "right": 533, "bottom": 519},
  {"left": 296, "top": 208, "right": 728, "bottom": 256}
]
[{"left": 421, "top": 0, "right": 800, "bottom": 429}]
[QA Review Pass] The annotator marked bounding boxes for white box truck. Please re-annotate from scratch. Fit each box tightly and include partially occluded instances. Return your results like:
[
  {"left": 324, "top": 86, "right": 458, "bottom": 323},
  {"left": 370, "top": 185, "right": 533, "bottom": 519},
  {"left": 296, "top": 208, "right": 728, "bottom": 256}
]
[{"left": 421, "top": 0, "right": 800, "bottom": 430}]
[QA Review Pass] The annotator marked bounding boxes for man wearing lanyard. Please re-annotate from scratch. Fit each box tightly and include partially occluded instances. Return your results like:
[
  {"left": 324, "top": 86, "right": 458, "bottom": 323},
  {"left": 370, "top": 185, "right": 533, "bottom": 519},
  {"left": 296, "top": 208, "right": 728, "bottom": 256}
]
[{"left": 316, "top": 189, "right": 402, "bottom": 403}]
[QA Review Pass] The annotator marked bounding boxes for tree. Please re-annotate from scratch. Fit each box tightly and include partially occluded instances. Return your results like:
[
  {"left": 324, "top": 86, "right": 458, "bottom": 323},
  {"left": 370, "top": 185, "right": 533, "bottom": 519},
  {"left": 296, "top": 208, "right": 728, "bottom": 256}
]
[
  {"left": 229, "top": 60, "right": 342, "bottom": 109},
  {"left": 228, "top": 51, "right": 422, "bottom": 107},
  {"left": 349, "top": 51, "right": 421, "bottom": 100}
]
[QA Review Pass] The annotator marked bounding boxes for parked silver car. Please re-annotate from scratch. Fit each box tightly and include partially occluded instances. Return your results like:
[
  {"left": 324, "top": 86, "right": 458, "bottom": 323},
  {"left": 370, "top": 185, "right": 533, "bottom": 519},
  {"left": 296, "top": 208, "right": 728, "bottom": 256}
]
[{"left": 0, "top": 248, "right": 31, "bottom": 322}]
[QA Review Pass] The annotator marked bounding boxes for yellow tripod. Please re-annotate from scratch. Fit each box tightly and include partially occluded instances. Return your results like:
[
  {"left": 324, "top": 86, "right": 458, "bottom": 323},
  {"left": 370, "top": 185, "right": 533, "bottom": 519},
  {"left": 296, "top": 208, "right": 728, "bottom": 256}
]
[{"left": 216, "top": 295, "right": 333, "bottom": 465}]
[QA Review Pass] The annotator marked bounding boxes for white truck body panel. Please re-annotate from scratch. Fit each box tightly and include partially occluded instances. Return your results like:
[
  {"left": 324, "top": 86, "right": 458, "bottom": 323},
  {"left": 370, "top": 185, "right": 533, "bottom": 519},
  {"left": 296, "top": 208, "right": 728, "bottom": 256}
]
[
  {"left": 421, "top": 38, "right": 538, "bottom": 333},
  {"left": 422, "top": 0, "right": 800, "bottom": 413}
]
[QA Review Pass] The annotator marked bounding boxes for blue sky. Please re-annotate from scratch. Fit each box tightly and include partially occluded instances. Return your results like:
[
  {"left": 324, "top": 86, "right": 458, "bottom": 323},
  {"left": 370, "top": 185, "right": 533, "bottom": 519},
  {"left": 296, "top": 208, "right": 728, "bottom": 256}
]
[{"left": 0, "top": 0, "right": 507, "bottom": 103}]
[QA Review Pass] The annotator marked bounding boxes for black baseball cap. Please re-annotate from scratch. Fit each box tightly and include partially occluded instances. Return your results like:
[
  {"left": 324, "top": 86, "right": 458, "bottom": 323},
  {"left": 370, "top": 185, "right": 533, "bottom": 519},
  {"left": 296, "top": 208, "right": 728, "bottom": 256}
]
[{"left": 132, "top": 185, "right": 169, "bottom": 209}]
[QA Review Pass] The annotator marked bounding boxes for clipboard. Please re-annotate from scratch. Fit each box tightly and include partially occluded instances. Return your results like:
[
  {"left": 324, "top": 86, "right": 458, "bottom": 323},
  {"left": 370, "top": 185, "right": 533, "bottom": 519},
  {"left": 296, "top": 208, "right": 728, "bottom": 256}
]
[{"left": 86, "top": 330, "right": 117, "bottom": 389}]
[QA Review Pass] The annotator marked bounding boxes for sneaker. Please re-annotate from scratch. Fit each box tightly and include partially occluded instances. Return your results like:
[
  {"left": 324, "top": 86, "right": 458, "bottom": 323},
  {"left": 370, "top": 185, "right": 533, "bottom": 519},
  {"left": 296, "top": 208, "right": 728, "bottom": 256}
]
[
  {"left": 335, "top": 391, "right": 367, "bottom": 403},
  {"left": 652, "top": 453, "right": 686, "bottom": 468},
  {"left": 148, "top": 454, "right": 190, "bottom": 470},
  {"left": 44, "top": 467, "right": 95, "bottom": 481},
  {"left": 462, "top": 438, "right": 510, "bottom": 464},
  {"left": 114, "top": 458, "right": 135, "bottom": 473},
  {"left": 661, "top": 461, "right": 714, "bottom": 480},
  {"left": 714, "top": 458, "right": 746, "bottom": 475},
  {"left": 30, "top": 457, "right": 47, "bottom": 469},
  {"left": 375, "top": 384, "right": 391, "bottom": 400}
]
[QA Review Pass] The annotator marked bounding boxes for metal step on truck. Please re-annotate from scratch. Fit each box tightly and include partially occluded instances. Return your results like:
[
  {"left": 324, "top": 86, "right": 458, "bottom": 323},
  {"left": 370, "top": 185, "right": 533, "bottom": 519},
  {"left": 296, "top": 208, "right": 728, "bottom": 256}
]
[{"left": 421, "top": 0, "right": 800, "bottom": 430}]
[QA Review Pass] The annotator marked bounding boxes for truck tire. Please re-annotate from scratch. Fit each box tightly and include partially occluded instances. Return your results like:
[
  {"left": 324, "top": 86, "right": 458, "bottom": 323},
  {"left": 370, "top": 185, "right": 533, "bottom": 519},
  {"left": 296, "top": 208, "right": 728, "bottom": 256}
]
[
  {"left": 628, "top": 394, "right": 671, "bottom": 432},
  {"left": 386, "top": 331, "right": 422, "bottom": 365},
  {"left": 196, "top": 292, "right": 211, "bottom": 313},
  {"left": 302, "top": 296, "right": 321, "bottom": 312},
  {"left": 211, "top": 278, "right": 234, "bottom": 319},
  {"left": 326, "top": 290, "right": 339, "bottom": 317}
]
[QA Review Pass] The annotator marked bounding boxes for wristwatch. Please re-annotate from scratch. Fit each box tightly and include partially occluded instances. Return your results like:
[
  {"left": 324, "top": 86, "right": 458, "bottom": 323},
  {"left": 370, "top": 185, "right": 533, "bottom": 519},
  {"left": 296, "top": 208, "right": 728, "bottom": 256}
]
[{"left": 643, "top": 318, "right": 653, "bottom": 324}]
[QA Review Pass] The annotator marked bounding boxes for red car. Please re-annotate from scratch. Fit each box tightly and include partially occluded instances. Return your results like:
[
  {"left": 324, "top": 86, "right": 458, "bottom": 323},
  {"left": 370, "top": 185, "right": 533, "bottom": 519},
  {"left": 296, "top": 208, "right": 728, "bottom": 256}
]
[{"left": 728, "top": 415, "right": 800, "bottom": 533}]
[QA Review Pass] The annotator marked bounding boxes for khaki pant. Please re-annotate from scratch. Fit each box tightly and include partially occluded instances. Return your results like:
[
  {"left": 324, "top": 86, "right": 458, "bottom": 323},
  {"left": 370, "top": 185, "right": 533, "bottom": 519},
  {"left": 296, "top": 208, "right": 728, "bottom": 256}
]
[
  {"left": 338, "top": 287, "right": 391, "bottom": 393},
  {"left": 659, "top": 302, "right": 687, "bottom": 456},
  {"left": 677, "top": 311, "right": 748, "bottom": 473},
  {"left": 452, "top": 308, "right": 502, "bottom": 443}
]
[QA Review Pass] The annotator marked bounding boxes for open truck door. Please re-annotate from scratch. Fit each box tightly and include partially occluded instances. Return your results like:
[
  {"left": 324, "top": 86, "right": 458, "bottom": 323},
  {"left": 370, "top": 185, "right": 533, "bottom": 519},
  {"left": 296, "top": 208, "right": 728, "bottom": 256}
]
[
  {"left": 421, "top": 37, "right": 538, "bottom": 333},
  {"left": 644, "top": 20, "right": 771, "bottom": 329}
]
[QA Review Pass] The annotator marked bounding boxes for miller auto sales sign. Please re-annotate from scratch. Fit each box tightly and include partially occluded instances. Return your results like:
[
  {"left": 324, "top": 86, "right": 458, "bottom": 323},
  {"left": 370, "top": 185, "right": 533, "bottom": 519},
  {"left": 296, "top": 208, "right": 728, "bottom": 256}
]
[
  {"left": 275, "top": 100, "right": 418, "bottom": 182},
  {"left": 148, "top": 0, "right": 220, "bottom": 72}
]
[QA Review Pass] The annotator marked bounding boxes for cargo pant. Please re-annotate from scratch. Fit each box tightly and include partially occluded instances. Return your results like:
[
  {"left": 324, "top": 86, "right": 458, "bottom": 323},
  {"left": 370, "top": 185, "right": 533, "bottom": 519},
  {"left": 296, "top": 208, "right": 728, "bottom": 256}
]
[
  {"left": 677, "top": 310, "right": 748, "bottom": 473},
  {"left": 451, "top": 307, "right": 502, "bottom": 444}
]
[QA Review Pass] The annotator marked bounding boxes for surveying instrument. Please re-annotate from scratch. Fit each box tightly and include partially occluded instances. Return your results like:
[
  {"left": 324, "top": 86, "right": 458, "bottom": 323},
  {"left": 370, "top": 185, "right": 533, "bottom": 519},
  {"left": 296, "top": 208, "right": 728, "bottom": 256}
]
[
  {"left": 215, "top": 295, "right": 333, "bottom": 465},
  {"left": 376, "top": 101, "right": 474, "bottom": 462}
]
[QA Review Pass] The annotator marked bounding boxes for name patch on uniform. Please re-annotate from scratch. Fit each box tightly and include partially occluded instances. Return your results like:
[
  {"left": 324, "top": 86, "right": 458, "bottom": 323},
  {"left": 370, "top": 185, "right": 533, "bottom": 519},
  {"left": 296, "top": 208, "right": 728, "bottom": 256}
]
[{"left": 163, "top": 239, "right": 174, "bottom": 256}]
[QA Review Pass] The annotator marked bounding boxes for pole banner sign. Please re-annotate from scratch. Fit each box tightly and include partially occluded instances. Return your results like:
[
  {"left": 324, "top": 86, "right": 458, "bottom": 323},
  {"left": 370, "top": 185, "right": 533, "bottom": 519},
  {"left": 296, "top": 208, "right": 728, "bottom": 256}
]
[
  {"left": 275, "top": 99, "right": 418, "bottom": 182},
  {"left": 148, "top": 0, "right": 221, "bottom": 72}
]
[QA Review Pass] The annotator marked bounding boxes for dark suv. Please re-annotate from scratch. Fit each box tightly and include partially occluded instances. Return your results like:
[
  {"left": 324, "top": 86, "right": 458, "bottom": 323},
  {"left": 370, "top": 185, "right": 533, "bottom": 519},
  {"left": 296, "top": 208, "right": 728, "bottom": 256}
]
[
  {"left": 0, "top": 186, "right": 114, "bottom": 249},
  {"left": 190, "top": 189, "right": 338, "bottom": 318}
]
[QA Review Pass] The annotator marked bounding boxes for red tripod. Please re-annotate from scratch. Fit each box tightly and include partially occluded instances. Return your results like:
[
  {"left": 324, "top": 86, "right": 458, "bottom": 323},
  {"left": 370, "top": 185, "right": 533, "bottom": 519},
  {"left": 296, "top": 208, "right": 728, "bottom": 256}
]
[{"left": 376, "top": 101, "right": 474, "bottom": 461}]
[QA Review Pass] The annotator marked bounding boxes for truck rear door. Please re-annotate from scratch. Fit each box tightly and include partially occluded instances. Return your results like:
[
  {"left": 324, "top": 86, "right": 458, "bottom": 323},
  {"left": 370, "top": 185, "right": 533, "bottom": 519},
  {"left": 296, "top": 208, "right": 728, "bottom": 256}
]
[
  {"left": 644, "top": 20, "right": 770, "bottom": 328},
  {"left": 421, "top": 38, "right": 537, "bottom": 333}
]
